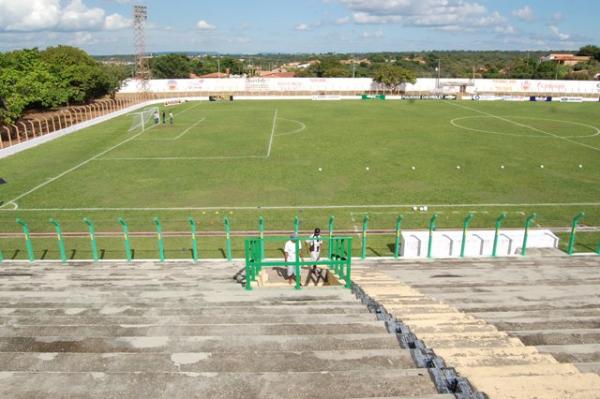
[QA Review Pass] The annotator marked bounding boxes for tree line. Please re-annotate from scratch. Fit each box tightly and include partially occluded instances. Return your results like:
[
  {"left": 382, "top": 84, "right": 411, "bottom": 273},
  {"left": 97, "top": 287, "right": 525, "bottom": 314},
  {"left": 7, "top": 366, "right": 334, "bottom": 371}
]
[
  {"left": 0, "top": 46, "right": 129, "bottom": 124},
  {"left": 142, "top": 46, "right": 600, "bottom": 82}
]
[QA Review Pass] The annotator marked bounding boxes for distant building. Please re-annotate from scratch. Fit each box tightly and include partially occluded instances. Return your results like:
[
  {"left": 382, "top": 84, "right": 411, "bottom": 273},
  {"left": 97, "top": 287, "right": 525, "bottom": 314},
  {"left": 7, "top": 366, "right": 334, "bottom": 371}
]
[
  {"left": 340, "top": 59, "right": 371, "bottom": 65},
  {"left": 540, "top": 53, "right": 591, "bottom": 66}
]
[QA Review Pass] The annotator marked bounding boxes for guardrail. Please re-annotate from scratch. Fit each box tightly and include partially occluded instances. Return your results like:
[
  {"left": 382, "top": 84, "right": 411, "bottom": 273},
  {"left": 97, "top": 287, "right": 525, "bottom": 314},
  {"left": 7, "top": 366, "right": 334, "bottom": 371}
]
[
  {"left": 0, "top": 213, "right": 597, "bottom": 263},
  {"left": 244, "top": 236, "right": 352, "bottom": 291}
]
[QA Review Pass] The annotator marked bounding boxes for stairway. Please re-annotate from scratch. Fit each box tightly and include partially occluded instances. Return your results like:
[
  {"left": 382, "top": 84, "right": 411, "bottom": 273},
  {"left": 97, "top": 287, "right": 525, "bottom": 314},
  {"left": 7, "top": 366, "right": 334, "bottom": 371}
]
[{"left": 0, "top": 261, "right": 449, "bottom": 399}]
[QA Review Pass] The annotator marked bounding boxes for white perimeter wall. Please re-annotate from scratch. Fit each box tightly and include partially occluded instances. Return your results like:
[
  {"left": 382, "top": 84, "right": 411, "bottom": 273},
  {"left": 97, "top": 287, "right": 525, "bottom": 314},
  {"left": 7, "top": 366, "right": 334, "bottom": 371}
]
[{"left": 119, "top": 77, "right": 600, "bottom": 95}]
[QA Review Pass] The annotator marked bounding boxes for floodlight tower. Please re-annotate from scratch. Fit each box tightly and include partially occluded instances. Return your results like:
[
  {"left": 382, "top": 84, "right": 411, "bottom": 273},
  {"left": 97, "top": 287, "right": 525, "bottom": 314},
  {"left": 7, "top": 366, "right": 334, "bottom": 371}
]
[{"left": 133, "top": 5, "right": 151, "bottom": 95}]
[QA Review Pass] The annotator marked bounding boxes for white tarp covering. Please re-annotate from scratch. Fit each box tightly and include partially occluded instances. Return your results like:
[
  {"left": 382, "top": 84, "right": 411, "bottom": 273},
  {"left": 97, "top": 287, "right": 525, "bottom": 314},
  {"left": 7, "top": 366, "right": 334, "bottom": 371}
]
[
  {"left": 400, "top": 229, "right": 560, "bottom": 259},
  {"left": 119, "top": 77, "right": 600, "bottom": 95}
]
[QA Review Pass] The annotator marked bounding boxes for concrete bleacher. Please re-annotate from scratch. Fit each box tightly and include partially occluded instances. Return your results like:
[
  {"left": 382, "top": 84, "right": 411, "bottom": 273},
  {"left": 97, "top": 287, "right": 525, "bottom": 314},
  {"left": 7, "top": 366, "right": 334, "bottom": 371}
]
[
  {"left": 0, "top": 261, "right": 449, "bottom": 399},
  {"left": 354, "top": 255, "right": 600, "bottom": 398}
]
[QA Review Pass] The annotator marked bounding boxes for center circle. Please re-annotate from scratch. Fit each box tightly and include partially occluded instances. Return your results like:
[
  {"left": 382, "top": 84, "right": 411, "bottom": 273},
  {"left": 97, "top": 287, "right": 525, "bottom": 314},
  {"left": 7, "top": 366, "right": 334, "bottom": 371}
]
[{"left": 450, "top": 116, "right": 600, "bottom": 139}]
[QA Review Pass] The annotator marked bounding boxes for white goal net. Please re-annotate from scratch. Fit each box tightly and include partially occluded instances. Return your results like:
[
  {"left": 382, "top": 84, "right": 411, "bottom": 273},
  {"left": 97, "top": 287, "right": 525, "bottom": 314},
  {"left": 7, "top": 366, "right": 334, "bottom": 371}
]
[{"left": 128, "top": 107, "right": 159, "bottom": 132}]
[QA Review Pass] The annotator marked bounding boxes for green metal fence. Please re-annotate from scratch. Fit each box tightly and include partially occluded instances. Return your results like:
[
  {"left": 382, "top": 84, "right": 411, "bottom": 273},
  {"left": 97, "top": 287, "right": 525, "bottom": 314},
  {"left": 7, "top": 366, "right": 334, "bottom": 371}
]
[
  {"left": 244, "top": 236, "right": 353, "bottom": 291},
  {"left": 1, "top": 212, "right": 598, "bottom": 263}
]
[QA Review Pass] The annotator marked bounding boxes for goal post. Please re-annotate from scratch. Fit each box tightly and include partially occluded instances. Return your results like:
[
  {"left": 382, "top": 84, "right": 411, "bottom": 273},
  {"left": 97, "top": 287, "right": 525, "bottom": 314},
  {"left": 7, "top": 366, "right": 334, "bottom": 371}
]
[{"left": 128, "top": 106, "right": 159, "bottom": 132}]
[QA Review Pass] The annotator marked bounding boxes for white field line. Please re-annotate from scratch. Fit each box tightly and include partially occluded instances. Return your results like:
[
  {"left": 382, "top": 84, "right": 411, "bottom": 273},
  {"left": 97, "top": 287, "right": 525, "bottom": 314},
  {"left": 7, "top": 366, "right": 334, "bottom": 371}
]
[
  {"left": 98, "top": 155, "right": 265, "bottom": 161},
  {"left": 266, "top": 109, "right": 278, "bottom": 158},
  {"left": 101, "top": 109, "right": 284, "bottom": 161},
  {"left": 0, "top": 103, "right": 203, "bottom": 210},
  {"left": 274, "top": 118, "right": 306, "bottom": 137},
  {"left": 450, "top": 116, "right": 600, "bottom": 139},
  {"left": 2, "top": 202, "right": 600, "bottom": 212},
  {"left": 136, "top": 117, "right": 206, "bottom": 141},
  {"left": 446, "top": 101, "right": 600, "bottom": 152}
]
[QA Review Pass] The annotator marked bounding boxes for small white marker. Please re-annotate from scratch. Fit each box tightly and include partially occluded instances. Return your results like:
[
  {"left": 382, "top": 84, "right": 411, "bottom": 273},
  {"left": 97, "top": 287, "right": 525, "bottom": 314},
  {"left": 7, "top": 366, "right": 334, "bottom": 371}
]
[
  {"left": 318, "top": 168, "right": 323, "bottom": 172},
  {"left": 501, "top": 165, "right": 505, "bottom": 169},
  {"left": 540, "top": 165, "right": 545, "bottom": 169},
  {"left": 579, "top": 164, "right": 583, "bottom": 169},
  {"left": 366, "top": 167, "right": 370, "bottom": 171},
  {"left": 413, "top": 206, "right": 418, "bottom": 211},
  {"left": 423, "top": 206, "right": 429, "bottom": 212},
  {"left": 456, "top": 165, "right": 461, "bottom": 170},
  {"left": 411, "top": 166, "right": 416, "bottom": 171}
]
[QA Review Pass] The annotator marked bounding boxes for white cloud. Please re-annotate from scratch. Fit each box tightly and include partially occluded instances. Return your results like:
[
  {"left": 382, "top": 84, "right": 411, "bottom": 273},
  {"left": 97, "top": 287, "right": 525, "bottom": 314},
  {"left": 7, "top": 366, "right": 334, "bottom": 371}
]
[
  {"left": 335, "top": 16, "right": 351, "bottom": 25},
  {"left": 362, "top": 30, "right": 384, "bottom": 38},
  {"left": 512, "top": 6, "right": 534, "bottom": 21},
  {"left": 336, "top": 0, "right": 507, "bottom": 32},
  {"left": 549, "top": 25, "right": 570, "bottom": 41},
  {"left": 197, "top": 20, "right": 216, "bottom": 31},
  {"left": 69, "top": 31, "right": 97, "bottom": 46},
  {"left": 0, "top": 0, "right": 131, "bottom": 33},
  {"left": 104, "top": 13, "right": 132, "bottom": 30},
  {"left": 295, "top": 23, "right": 310, "bottom": 31}
]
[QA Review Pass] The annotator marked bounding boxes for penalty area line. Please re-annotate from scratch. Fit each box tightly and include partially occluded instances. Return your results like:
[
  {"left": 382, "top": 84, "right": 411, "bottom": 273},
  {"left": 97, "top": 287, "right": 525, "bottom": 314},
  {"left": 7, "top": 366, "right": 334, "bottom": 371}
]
[
  {"left": 2, "top": 202, "right": 600, "bottom": 212},
  {"left": 0, "top": 104, "right": 202, "bottom": 210}
]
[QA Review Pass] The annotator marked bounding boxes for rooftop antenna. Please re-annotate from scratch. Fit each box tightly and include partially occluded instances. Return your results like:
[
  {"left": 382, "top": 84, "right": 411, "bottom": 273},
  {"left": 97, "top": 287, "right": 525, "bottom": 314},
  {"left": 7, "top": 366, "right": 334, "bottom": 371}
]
[{"left": 133, "top": 5, "right": 151, "bottom": 96}]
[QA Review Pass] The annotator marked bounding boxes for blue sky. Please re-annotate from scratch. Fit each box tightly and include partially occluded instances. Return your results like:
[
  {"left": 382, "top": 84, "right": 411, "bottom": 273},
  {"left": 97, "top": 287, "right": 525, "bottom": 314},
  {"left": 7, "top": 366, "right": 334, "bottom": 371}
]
[{"left": 0, "top": 0, "right": 598, "bottom": 54}]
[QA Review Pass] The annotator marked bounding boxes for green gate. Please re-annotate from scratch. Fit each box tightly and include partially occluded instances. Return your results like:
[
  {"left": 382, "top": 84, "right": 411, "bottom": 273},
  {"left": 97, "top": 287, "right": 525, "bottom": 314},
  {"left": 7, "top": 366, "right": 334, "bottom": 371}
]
[{"left": 244, "top": 236, "right": 353, "bottom": 291}]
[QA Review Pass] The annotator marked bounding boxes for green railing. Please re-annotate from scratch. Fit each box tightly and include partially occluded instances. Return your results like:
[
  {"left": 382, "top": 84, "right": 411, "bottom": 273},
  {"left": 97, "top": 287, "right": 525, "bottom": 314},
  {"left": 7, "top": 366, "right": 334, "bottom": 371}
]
[
  {"left": 244, "top": 236, "right": 353, "bottom": 291},
  {"left": 1, "top": 212, "right": 598, "bottom": 263}
]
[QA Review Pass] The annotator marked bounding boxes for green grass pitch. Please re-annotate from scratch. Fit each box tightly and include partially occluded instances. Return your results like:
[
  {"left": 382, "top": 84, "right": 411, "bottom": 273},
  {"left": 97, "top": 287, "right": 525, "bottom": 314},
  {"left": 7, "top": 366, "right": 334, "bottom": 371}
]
[{"left": 1, "top": 99, "right": 599, "bottom": 260}]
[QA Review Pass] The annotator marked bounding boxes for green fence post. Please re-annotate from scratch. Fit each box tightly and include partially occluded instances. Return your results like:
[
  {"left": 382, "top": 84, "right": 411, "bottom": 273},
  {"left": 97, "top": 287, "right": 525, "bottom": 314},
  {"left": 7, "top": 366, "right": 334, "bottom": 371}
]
[
  {"left": 294, "top": 216, "right": 300, "bottom": 236},
  {"left": 188, "top": 217, "right": 199, "bottom": 263},
  {"left": 118, "top": 218, "right": 133, "bottom": 262},
  {"left": 16, "top": 219, "right": 35, "bottom": 262},
  {"left": 428, "top": 214, "right": 439, "bottom": 259},
  {"left": 328, "top": 216, "right": 335, "bottom": 259},
  {"left": 521, "top": 213, "right": 537, "bottom": 257},
  {"left": 294, "top": 238, "right": 301, "bottom": 290},
  {"left": 153, "top": 217, "right": 165, "bottom": 262},
  {"left": 83, "top": 218, "right": 99, "bottom": 263},
  {"left": 0, "top": 248, "right": 4, "bottom": 263},
  {"left": 596, "top": 241, "right": 600, "bottom": 255},
  {"left": 49, "top": 219, "right": 67, "bottom": 264},
  {"left": 244, "top": 240, "right": 253, "bottom": 291},
  {"left": 345, "top": 238, "right": 353, "bottom": 289},
  {"left": 460, "top": 213, "right": 475, "bottom": 258},
  {"left": 394, "top": 216, "right": 404, "bottom": 259},
  {"left": 259, "top": 216, "right": 265, "bottom": 259},
  {"left": 224, "top": 217, "right": 232, "bottom": 261},
  {"left": 361, "top": 215, "right": 369, "bottom": 260},
  {"left": 567, "top": 212, "right": 585, "bottom": 256},
  {"left": 492, "top": 213, "right": 507, "bottom": 257}
]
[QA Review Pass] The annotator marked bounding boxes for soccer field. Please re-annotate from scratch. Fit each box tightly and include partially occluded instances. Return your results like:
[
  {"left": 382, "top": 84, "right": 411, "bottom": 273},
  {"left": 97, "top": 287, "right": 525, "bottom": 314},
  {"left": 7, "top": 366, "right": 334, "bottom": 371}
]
[{"left": 1, "top": 99, "right": 599, "bottom": 260}]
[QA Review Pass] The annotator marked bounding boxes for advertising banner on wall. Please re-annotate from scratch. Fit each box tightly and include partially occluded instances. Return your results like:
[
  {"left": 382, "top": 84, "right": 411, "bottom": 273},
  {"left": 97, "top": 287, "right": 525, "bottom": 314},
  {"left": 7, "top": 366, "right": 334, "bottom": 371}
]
[{"left": 119, "top": 77, "right": 600, "bottom": 96}]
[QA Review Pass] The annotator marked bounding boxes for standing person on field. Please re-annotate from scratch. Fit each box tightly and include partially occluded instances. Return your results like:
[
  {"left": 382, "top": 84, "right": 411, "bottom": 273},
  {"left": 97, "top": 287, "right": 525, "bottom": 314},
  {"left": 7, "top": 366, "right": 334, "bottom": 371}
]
[
  {"left": 169, "top": 112, "right": 174, "bottom": 125},
  {"left": 306, "top": 228, "right": 326, "bottom": 285},
  {"left": 284, "top": 234, "right": 302, "bottom": 285},
  {"left": 162, "top": 111, "right": 166, "bottom": 125}
]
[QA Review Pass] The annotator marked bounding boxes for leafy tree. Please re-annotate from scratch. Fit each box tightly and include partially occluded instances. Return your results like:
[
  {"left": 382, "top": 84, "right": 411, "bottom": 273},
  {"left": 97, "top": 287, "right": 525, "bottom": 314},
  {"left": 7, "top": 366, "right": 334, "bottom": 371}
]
[
  {"left": 150, "top": 54, "right": 192, "bottom": 79},
  {"left": 373, "top": 64, "right": 416, "bottom": 92},
  {"left": 578, "top": 45, "right": 600, "bottom": 61}
]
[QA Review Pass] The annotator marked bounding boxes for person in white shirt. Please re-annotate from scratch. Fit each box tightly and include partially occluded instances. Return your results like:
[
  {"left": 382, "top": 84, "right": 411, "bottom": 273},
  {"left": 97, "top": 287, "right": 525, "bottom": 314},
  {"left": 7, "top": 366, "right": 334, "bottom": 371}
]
[
  {"left": 306, "top": 228, "right": 326, "bottom": 285},
  {"left": 284, "top": 234, "right": 302, "bottom": 285}
]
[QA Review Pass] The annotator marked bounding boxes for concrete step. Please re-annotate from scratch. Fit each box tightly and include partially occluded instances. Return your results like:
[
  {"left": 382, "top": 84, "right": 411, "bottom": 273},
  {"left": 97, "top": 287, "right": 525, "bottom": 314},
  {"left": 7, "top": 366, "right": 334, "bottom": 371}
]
[
  {"left": 575, "top": 362, "right": 600, "bottom": 375},
  {"left": 0, "top": 313, "right": 379, "bottom": 326},
  {"left": 0, "top": 321, "right": 388, "bottom": 338},
  {"left": 0, "top": 369, "right": 438, "bottom": 399},
  {"left": 469, "top": 373, "right": 600, "bottom": 399},
  {"left": 511, "top": 329, "right": 600, "bottom": 346},
  {"left": 0, "top": 334, "right": 401, "bottom": 353},
  {"left": 537, "top": 344, "right": 600, "bottom": 363},
  {"left": 0, "top": 304, "right": 370, "bottom": 316},
  {"left": 435, "top": 347, "right": 559, "bottom": 368},
  {"left": 0, "top": 349, "right": 415, "bottom": 373}
]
